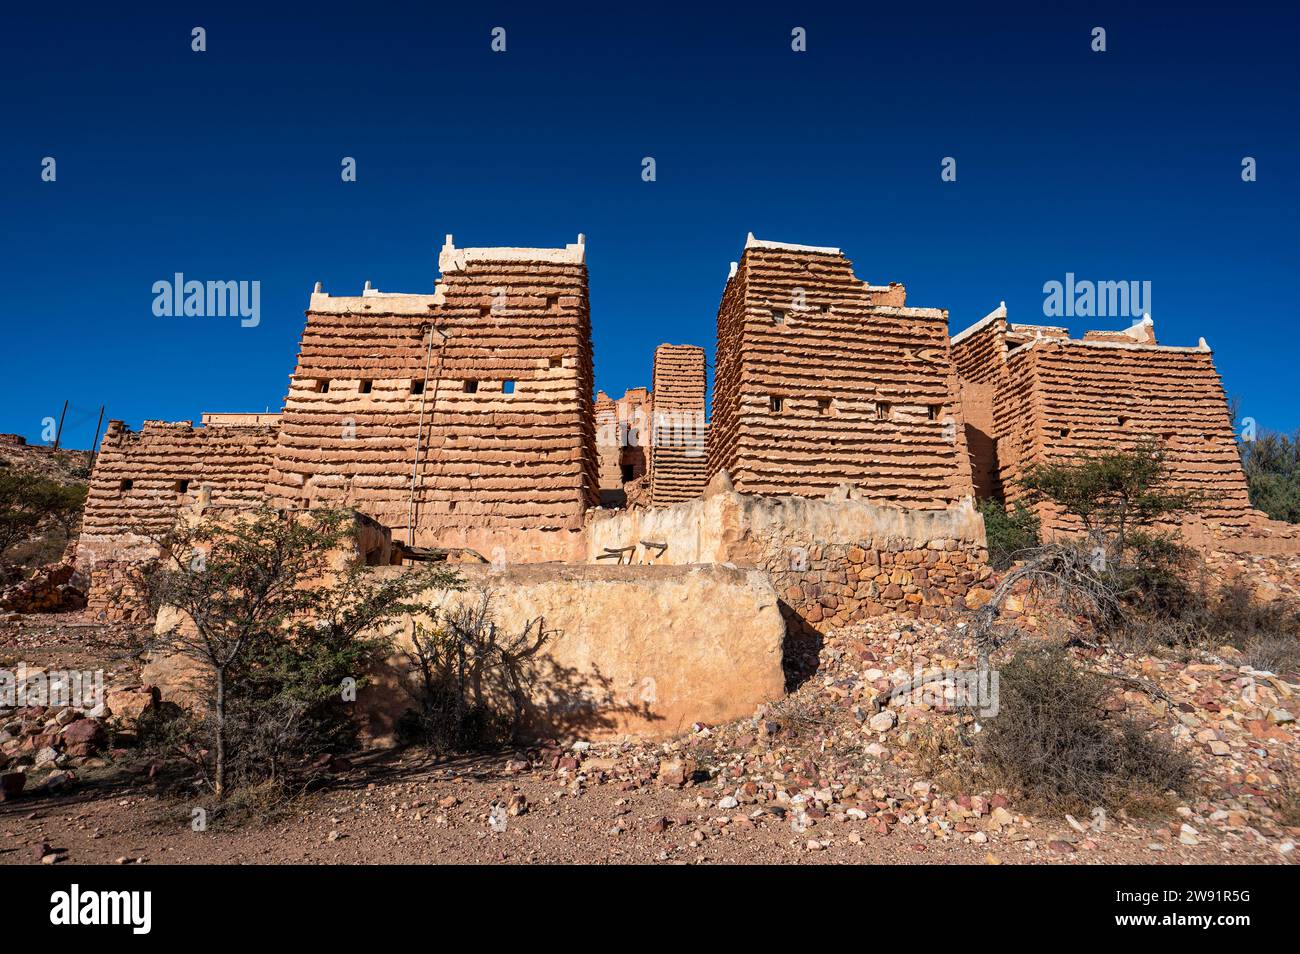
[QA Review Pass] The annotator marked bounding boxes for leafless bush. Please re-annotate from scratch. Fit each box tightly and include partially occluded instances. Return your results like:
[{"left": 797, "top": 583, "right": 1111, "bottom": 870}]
[
  {"left": 400, "top": 588, "right": 550, "bottom": 752},
  {"left": 969, "top": 541, "right": 1121, "bottom": 665},
  {"left": 977, "top": 646, "right": 1191, "bottom": 813}
]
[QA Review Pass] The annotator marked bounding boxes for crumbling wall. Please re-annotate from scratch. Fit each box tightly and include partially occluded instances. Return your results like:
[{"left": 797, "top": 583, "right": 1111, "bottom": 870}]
[
  {"left": 594, "top": 387, "right": 651, "bottom": 507},
  {"left": 77, "top": 418, "right": 280, "bottom": 619},
  {"left": 586, "top": 480, "right": 992, "bottom": 629},
  {"left": 263, "top": 236, "right": 598, "bottom": 563},
  {"left": 708, "top": 235, "right": 974, "bottom": 505},
  {"left": 648, "top": 344, "right": 708, "bottom": 505}
]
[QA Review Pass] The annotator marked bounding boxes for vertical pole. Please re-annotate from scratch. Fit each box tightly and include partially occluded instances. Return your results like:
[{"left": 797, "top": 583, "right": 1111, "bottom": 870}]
[
  {"left": 89, "top": 405, "right": 106, "bottom": 470},
  {"left": 52, "top": 400, "right": 69, "bottom": 450}
]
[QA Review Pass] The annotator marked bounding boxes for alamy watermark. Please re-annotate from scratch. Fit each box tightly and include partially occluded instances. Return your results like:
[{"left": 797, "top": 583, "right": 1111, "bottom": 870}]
[
  {"left": 1043, "top": 273, "right": 1151, "bottom": 320},
  {"left": 1, "top": 663, "right": 105, "bottom": 712},
  {"left": 152, "top": 273, "right": 260, "bottom": 327}
]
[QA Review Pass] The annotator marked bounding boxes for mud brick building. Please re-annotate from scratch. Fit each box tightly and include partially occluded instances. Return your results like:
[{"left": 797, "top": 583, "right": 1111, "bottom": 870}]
[
  {"left": 647, "top": 344, "right": 708, "bottom": 506},
  {"left": 262, "top": 236, "right": 598, "bottom": 562},
  {"left": 74, "top": 415, "right": 281, "bottom": 618},
  {"left": 951, "top": 307, "right": 1258, "bottom": 537},
  {"left": 594, "top": 386, "right": 652, "bottom": 507},
  {"left": 708, "top": 234, "right": 973, "bottom": 505}
]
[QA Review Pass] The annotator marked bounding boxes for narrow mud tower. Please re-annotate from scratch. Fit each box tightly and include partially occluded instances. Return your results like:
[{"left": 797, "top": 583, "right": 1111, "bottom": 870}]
[
  {"left": 76, "top": 415, "right": 281, "bottom": 618},
  {"left": 708, "top": 235, "right": 973, "bottom": 504},
  {"left": 951, "top": 309, "right": 1256, "bottom": 536},
  {"left": 648, "top": 344, "right": 708, "bottom": 505},
  {"left": 263, "top": 236, "right": 599, "bottom": 562}
]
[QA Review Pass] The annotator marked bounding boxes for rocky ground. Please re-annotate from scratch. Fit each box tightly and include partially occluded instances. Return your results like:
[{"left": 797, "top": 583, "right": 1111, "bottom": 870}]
[{"left": 1, "top": 611, "right": 1296, "bottom": 865}]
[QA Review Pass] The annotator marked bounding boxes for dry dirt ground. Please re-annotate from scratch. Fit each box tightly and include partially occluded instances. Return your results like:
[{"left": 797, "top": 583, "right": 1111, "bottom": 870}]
[{"left": 2, "top": 614, "right": 1296, "bottom": 866}]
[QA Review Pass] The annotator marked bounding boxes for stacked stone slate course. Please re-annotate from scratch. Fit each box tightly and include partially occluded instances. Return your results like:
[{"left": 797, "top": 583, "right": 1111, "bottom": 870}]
[
  {"left": 708, "top": 235, "right": 974, "bottom": 505},
  {"left": 262, "top": 236, "right": 599, "bottom": 563},
  {"left": 648, "top": 344, "right": 708, "bottom": 505}
]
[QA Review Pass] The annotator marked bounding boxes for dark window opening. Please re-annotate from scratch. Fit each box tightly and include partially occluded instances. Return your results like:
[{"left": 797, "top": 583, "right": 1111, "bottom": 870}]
[
  {"left": 315, "top": 379, "right": 330, "bottom": 393},
  {"left": 928, "top": 404, "right": 941, "bottom": 421},
  {"left": 547, "top": 296, "right": 559, "bottom": 310},
  {"left": 769, "top": 395, "right": 784, "bottom": 413},
  {"left": 620, "top": 463, "right": 634, "bottom": 482},
  {"left": 119, "top": 479, "right": 133, "bottom": 492},
  {"left": 411, "top": 379, "right": 425, "bottom": 395},
  {"left": 772, "top": 309, "right": 786, "bottom": 325},
  {"left": 448, "top": 501, "right": 457, "bottom": 512},
  {"left": 175, "top": 479, "right": 189, "bottom": 494},
  {"left": 463, "top": 380, "right": 478, "bottom": 393},
  {"left": 503, "top": 380, "right": 516, "bottom": 394},
  {"left": 1059, "top": 427, "right": 1071, "bottom": 438},
  {"left": 1118, "top": 415, "right": 1128, "bottom": 427},
  {"left": 359, "top": 379, "right": 373, "bottom": 394},
  {"left": 549, "top": 357, "right": 562, "bottom": 369},
  {"left": 875, "top": 401, "right": 892, "bottom": 421},
  {"left": 817, "top": 398, "right": 832, "bottom": 415}
]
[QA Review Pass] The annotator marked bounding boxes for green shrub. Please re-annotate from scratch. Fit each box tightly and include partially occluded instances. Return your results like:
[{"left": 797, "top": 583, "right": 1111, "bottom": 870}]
[
  {"left": 1241, "top": 430, "right": 1300, "bottom": 524},
  {"left": 977, "top": 499, "right": 1041, "bottom": 570}
]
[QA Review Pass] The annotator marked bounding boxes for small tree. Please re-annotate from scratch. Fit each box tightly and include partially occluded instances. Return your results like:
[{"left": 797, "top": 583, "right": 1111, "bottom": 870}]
[
  {"left": 0, "top": 470, "right": 87, "bottom": 570},
  {"left": 1018, "top": 440, "right": 1204, "bottom": 562},
  {"left": 145, "top": 507, "right": 457, "bottom": 799}
]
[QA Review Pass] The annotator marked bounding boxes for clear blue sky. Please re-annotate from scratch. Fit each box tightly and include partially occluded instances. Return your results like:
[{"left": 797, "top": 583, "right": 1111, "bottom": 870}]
[{"left": 3, "top": 3, "right": 1297, "bottom": 449}]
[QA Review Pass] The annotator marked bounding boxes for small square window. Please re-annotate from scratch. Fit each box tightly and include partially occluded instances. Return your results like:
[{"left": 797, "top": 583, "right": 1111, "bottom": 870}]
[
  {"left": 315, "top": 379, "right": 330, "bottom": 393},
  {"left": 817, "top": 398, "right": 832, "bottom": 415},
  {"left": 1117, "top": 415, "right": 1128, "bottom": 427},
  {"left": 503, "top": 380, "right": 516, "bottom": 395},
  {"left": 1059, "top": 427, "right": 1071, "bottom": 438},
  {"left": 175, "top": 479, "right": 190, "bottom": 494},
  {"left": 119, "top": 478, "right": 133, "bottom": 492},
  {"left": 620, "top": 463, "right": 634, "bottom": 482},
  {"left": 464, "top": 380, "right": 478, "bottom": 394},
  {"left": 549, "top": 357, "right": 562, "bottom": 369},
  {"left": 547, "top": 296, "right": 559, "bottom": 311},
  {"left": 772, "top": 309, "right": 786, "bottom": 325},
  {"left": 359, "top": 379, "right": 373, "bottom": 394},
  {"left": 928, "top": 404, "right": 941, "bottom": 421},
  {"left": 411, "top": 379, "right": 425, "bottom": 395},
  {"left": 875, "top": 401, "right": 892, "bottom": 421},
  {"left": 769, "top": 395, "right": 784, "bottom": 413}
]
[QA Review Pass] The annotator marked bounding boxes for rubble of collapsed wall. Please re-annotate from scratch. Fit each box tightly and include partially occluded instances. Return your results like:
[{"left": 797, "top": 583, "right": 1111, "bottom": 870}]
[
  {"left": 708, "top": 235, "right": 974, "bottom": 504},
  {"left": 263, "top": 236, "right": 599, "bottom": 563},
  {"left": 76, "top": 415, "right": 280, "bottom": 619},
  {"left": 586, "top": 473, "right": 993, "bottom": 630},
  {"left": 647, "top": 344, "right": 708, "bottom": 506},
  {"left": 951, "top": 310, "right": 1296, "bottom": 551},
  {"left": 594, "top": 387, "right": 651, "bottom": 508}
]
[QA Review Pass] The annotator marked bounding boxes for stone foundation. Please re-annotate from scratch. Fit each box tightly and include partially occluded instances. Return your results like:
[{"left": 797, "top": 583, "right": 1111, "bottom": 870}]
[{"left": 585, "top": 481, "right": 991, "bottom": 630}]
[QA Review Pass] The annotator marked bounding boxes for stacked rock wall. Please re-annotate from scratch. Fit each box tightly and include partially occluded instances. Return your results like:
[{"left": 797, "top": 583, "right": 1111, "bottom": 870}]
[
  {"left": 263, "top": 237, "right": 599, "bottom": 562},
  {"left": 709, "top": 235, "right": 974, "bottom": 505},
  {"left": 76, "top": 417, "right": 280, "bottom": 619},
  {"left": 586, "top": 485, "right": 992, "bottom": 629},
  {"left": 648, "top": 344, "right": 708, "bottom": 505}
]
